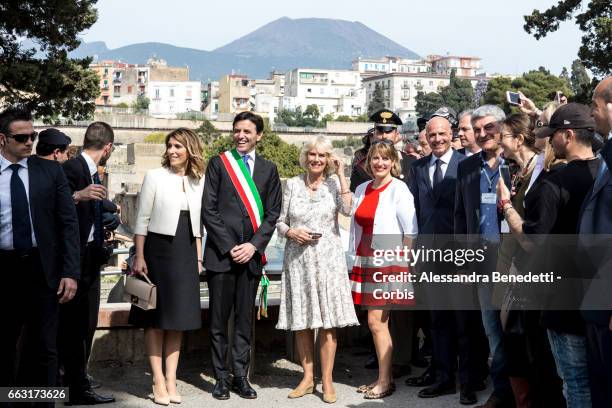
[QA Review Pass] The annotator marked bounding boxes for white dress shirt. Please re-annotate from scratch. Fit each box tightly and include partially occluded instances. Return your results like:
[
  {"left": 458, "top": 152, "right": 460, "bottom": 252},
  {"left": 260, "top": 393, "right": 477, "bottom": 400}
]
[
  {"left": 428, "top": 148, "right": 454, "bottom": 187},
  {"left": 0, "top": 153, "right": 38, "bottom": 250},
  {"left": 81, "top": 152, "right": 98, "bottom": 243},
  {"left": 241, "top": 149, "right": 256, "bottom": 177}
]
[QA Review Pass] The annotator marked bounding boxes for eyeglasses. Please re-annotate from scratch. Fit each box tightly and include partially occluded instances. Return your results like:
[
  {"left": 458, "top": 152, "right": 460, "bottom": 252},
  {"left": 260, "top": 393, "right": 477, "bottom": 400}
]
[
  {"left": 371, "top": 139, "right": 395, "bottom": 146},
  {"left": 375, "top": 125, "right": 397, "bottom": 134},
  {"left": 6, "top": 132, "right": 38, "bottom": 144},
  {"left": 501, "top": 133, "right": 516, "bottom": 139}
]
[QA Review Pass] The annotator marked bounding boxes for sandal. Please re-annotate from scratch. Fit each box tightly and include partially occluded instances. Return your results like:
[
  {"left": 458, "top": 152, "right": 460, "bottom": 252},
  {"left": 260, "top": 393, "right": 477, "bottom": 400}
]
[
  {"left": 364, "top": 383, "right": 395, "bottom": 400},
  {"left": 356, "top": 384, "right": 373, "bottom": 393}
]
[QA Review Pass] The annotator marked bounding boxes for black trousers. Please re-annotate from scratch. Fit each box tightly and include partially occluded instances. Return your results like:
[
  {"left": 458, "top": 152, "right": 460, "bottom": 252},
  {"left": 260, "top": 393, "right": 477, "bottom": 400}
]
[
  {"left": 207, "top": 268, "right": 259, "bottom": 380},
  {"left": 586, "top": 322, "right": 612, "bottom": 408},
  {"left": 0, "top": 250, "right": 58, "bottom": 393},
  {"left": 58, "top": 244, "right": 101, "bottom": 393},
  {"left": 430, "top": 309, "right": 482, "bottom": 386}
]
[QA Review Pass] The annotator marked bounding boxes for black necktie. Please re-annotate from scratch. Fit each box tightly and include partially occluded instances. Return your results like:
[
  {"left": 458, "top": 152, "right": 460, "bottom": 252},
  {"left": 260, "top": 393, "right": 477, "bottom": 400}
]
[
  {"left": 9, "top": 163, "right": 32, "bottom": 250},
  {"left": 92, "top": 172, "right": 104, "bottom": 246},
  {"left": 433, "top": 159, "right": 444, "bottom": 187}
]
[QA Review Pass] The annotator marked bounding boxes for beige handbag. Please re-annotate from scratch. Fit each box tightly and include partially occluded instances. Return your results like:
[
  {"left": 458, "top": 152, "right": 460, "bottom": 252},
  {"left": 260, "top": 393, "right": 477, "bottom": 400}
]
[{"left": 123, "top": 274, "right": 157, "bottom": 310}]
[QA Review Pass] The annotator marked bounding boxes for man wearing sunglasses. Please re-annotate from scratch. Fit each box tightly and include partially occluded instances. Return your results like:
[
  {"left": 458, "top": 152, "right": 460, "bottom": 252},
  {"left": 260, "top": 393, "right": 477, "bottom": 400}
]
[
  {"left": 60, "top": 122, "right": 116, "bottom": 405},
  {"left": 0, "top": 106, "right": 80, "bottom": 391}
]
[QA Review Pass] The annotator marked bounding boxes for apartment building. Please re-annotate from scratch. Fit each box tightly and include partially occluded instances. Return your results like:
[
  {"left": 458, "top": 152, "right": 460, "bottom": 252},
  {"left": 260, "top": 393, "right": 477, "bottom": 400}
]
[
  {"left": 352, "top": 56, "right": 431, "bottom": 78},
  {"left": 427, "top": 55, "right": 481, "bottom": 78},
  {"left": 281, "top": 68, "right": 365, "bottom": 117},
  {"left": 363, "top": 72, "right": 480, "bottom": 122}
]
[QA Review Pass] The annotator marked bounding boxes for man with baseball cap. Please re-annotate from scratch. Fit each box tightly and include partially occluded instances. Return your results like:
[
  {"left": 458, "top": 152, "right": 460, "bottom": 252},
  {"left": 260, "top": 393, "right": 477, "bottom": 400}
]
[
  {"left": 36, "top": 128, "right": 72, "bottom": 163},
  {"left": 500, "top": 102, "right": 599, "bottom": 407}
]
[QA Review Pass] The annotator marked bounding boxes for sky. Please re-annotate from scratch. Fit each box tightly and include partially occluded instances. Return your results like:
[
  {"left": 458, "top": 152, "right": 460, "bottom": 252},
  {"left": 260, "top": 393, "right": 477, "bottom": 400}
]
[{"left": 82, "top": 0, "right": 585, "bottom": 76}]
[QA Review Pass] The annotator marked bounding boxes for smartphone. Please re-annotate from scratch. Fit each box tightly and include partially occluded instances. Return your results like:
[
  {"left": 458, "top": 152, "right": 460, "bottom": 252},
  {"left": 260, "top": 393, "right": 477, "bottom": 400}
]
[
  {"left": 309, "top": 232, "right": 323, "bottom": 239},
  {"left": 500, "top": 164, "right": 511, "bottom": 190},
  {"left": 506, "top": 91, "right": 520, "bottom": 106}
]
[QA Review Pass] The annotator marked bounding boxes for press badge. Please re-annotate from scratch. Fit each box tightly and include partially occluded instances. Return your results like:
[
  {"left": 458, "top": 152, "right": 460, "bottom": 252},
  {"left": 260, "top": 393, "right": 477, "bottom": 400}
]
[{"left": 481, "top": 193, "right": 497, "bottom": 205}]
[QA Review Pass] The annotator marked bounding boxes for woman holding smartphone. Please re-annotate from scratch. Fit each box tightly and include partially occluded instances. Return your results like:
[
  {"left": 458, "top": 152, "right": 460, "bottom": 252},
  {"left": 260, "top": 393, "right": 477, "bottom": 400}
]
[{"left": 276, "top": 135, "right": 359, "bottom": 404}]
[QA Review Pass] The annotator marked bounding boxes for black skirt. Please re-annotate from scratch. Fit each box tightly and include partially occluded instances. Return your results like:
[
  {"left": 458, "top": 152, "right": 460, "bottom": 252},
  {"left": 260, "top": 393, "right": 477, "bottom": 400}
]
[{"left": 129, "top": 211, "right": 202, "bottom": 331}]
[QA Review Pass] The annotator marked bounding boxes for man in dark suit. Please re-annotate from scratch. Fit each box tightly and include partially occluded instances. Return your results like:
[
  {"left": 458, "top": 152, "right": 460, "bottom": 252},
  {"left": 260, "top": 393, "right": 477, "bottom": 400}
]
[
  {"left": 579, "top": 76, "right": 612, "bottom": 408},
  {"left": 454, "top": 105, "right": 513, "bottom": 408},
  {"left": 0, "top": 107, "right": 79, "bottom": 397},
  {"left": 202, "top": 111, "right": 282, "bottom": 400},
  {"left": 408, "top": 116, "right": 483, "bottom": 404},
  {"left": 60, "top": 122, "right": 115, "bottom": 405}
]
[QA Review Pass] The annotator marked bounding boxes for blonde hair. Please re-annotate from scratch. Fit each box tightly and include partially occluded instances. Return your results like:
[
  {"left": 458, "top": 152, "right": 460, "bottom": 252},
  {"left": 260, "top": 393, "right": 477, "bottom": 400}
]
[
  {"left": 365, "top": 142, "right": 401, "bottom": 178},
  {"left": 299, "top": 135, "right": 336, "bottom": 176},
  {"left": 539, "top": 102, "right": 563, "bottom": 171},
  {"left": 161, "top": 128, "right": 205, "bottom": 180}
]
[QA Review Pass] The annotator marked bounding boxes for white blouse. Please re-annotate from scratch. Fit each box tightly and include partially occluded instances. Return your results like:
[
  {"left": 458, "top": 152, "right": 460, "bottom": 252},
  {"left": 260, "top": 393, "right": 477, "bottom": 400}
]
[{"left": 349, "top": 177, "right": 418, "bottom": 255}]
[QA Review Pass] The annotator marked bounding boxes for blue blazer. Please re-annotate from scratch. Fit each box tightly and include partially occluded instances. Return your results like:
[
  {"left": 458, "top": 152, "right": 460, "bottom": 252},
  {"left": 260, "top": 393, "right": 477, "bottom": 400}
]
[
  {"left": 579, "top": 139, "right": 612, "bottom": 325},
  {"left": 409, "top": 150, "right": 465, "bottom": 234}
]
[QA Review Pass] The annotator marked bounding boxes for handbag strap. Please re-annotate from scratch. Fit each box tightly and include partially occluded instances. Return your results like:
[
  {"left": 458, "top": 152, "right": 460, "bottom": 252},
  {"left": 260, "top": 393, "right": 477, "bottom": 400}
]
[{"left": 140, "top": 273, "right": 154, "bottom": 286}]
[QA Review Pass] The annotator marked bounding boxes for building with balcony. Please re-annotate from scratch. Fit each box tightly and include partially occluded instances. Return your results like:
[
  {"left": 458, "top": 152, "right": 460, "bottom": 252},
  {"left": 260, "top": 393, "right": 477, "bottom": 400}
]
[
  {"left": 218, "top": 74, "right": 254, "bottom": 115},
  {"left": 352, "top": 56, "right": 431, "bottom": 78},
  {"left": 427, "top": 55, "right": 481, "bottom": 78},
  {"left": 146, "top": 81, "right": 202, "bottom": 117},
  {"left": 362, "top": 72, "right": 480, "bottom": 123},
  {"left": 281, "top": 68, "right": 365, "bottom": 118}
]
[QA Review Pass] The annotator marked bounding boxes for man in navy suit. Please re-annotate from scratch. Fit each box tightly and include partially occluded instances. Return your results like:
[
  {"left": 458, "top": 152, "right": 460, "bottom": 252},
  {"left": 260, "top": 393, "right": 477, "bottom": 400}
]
[
  {"left": 408, "top": 116, "right": 482, "bottom": 405},
  {"left": 0, "top": 106, "right": 79, "bottom": 399},
  {"left": 579, "top": 76, "right": 612, "bottom": 408}
]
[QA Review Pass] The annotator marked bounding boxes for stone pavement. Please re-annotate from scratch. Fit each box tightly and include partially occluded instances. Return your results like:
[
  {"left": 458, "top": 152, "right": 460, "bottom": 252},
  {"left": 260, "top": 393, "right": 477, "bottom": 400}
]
[{"left": 87, "top": 347, "right": 492, "bottom": 408}]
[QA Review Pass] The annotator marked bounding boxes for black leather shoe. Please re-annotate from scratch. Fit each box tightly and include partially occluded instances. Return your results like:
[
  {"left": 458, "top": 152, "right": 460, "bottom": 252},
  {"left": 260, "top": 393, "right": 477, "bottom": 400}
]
[
  {"left": 232, "top": 376, "right": 257, "bottom": 399},
  {"left": 66, "top": 388, "right": 115, "bottom": 405},
  {"left": 212, "top": 379, "right": 230, "bottom": 400},
  {"left": 364, "top": 353, "right": 378, "bottom": 369},
  {"left": 87, "top": 374, "right": 102, "bottom": 389},
  {"left": 411, "top": 355, "right": 429, "bottom": 368},
  {"left": 405, "top": 370, "right": 436, "bottom": 387},
  {"left": 418, "top": 381, "right": 456, "bottom": 398},
  {"left": 460, "top": 384, "right": 478, "bottom": 405},
  {"left": 392, "top": 364, "right": 412, "bottom": 378}
]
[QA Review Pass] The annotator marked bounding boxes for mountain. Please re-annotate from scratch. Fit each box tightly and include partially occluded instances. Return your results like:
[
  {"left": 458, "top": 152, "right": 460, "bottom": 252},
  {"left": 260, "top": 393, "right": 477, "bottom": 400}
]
[{"left": 70, "top": 17, "right": 420, "bottom": 81}]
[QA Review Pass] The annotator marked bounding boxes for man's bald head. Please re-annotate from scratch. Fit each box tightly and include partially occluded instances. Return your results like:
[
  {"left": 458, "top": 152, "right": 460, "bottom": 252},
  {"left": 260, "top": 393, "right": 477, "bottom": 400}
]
[
  {"left": 592, "top": 76, "right": 612, "bottom": 136},
  {"left": 426, "top": 116, "right": 453, "bottom": 157}
]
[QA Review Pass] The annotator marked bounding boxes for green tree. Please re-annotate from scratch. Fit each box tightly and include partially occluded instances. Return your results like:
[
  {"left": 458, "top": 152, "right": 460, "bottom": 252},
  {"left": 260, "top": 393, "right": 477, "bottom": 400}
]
[
  {"left": 303, "top": 104, "right": 320, "bottom": 120},
  {"left": 114, "top": 102, "right": 129, "bottom": 109},
  {"left": 415, "top": 91, "right": 444, "bottom": 118},
  {"left": 439, "top": 69, "right": 476, "bottom": 114},
  {"left": 204, "top": 120, "right": 301, "bottom": 178},
  {"left": 367, "top": 83, "right": 386, "bottom": 116},
  {"left": 570, "top": 59, "right": 592, "bottom": 103},
  {"left": 524, "top": 0, "right": 611, "bottom": 78},
  {"left": 482, "top": 68, "right": 574, "bottom": 113},
  {"left": 131, "top": 94, "right": 150, "bottom": 113},
  {"left": 560, "top": 66, "right": 571, "bottom": 87},
  {"left": 0, "top": 1, "right": 100, "bottom": 121},
  {"left": 195, "top": 118, "right": 221, "bottom": 144}
]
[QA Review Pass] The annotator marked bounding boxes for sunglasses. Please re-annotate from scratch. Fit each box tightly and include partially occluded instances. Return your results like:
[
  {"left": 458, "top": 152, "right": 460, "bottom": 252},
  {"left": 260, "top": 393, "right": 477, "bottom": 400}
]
[
  {"left": 375, "top": 126, "right": 397, "bottom": 134},
  {"left": 371, "top": 139, "right": 395, "bottom": 146},
  {"left": 6, "top": 132, "right": 38, "bottom": 144}
]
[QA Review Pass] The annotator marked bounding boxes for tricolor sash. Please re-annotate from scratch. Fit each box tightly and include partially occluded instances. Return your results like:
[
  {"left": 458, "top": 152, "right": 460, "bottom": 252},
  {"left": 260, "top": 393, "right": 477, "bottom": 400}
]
[{"left": 219, "top": 149, "right": 267, "bottom": 265}]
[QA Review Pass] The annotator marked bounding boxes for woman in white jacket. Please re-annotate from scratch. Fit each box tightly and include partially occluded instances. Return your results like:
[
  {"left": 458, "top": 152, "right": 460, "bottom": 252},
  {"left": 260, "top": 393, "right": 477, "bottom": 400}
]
[
  {"left": 349, "top": 140, "right": 418, "bottom": 399},
  {"left": 130, "top": 128, "right": 205, "bottom": 405}
]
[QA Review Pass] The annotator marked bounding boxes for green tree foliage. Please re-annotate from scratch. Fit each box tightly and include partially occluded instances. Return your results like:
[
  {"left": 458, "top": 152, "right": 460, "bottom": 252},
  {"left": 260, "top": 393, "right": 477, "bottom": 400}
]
[
  {"left": 204, "top": 120, "right": 301, "bottom": 178},
  {"left": 559, "top": 67, "right": 571, "bottom": 87},
  {"left": 570, "top": 59, "right": 593, "bottom": 103},
  {"left": 415, "top": 91, "right": 444, "bottom": 117},
  {"left": 0, "top": 0, "right": 100, "bottom": 121},
  {"left": 131, "top": 94, "right": 150, "bottom": 113},
  {"left": 276, "top": 105, "right": 321, "bottom": 127},
  {"left": 524, "top": 0, "right": 611, "bottom": 78},
  {"left": 415, "top": 69, "right": 476, "bottom": 117},
  {"left": 482, "top": 67, "right": 574, "bottom": 113},
  {"left": 195, "top": 118, "right": 221, "bottom": 144},
  {"left": 144, "top": 131, "right": 167, "bottom": 144},
  {"left": 367, "top": 83, "right": 386, "bottom": 116},
  {"left": 114, "top": 102, "right": 129, "bottom": 109}
]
